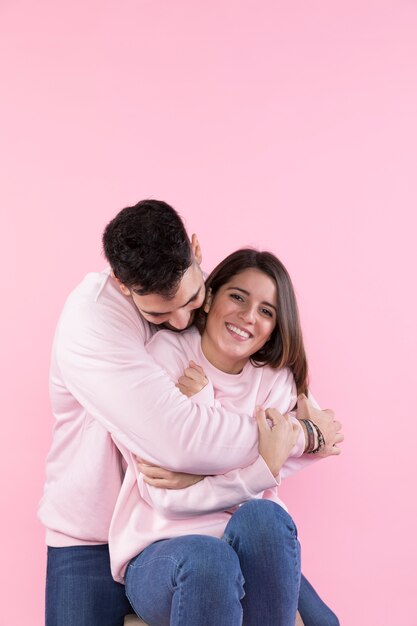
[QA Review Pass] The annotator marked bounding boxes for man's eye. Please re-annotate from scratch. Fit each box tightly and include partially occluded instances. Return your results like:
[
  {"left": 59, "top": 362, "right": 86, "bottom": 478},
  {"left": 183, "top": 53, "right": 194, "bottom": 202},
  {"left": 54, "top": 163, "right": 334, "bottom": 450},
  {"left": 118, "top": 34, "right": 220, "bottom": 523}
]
[{"left": 146, "top": 313, "right": 165, "bottom": 320}]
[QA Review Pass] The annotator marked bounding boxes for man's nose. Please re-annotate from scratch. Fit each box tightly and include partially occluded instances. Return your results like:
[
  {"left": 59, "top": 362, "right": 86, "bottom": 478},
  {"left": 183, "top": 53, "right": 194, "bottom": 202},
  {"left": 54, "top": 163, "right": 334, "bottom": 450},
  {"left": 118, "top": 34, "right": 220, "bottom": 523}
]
[{"left": 168, "top": 309, "right": 191, "bottom": 330}]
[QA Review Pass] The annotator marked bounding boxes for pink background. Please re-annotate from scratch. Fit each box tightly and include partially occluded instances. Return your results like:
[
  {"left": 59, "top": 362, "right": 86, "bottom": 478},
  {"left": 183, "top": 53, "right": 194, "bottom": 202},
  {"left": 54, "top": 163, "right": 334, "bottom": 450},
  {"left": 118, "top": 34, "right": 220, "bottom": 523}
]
[{"left": 1, "top": 1, "right": 416, "bottom": 623}]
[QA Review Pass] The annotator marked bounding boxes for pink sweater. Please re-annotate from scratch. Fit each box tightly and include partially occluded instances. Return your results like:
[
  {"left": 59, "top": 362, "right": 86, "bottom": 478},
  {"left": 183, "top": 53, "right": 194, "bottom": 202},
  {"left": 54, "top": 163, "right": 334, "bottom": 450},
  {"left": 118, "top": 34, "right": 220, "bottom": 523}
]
[
  {"left": 108, "top": 327, "right": 313, "bottom": 583},
  {"left": 38, "top": 270, "right": 282, "bottom": 548}
]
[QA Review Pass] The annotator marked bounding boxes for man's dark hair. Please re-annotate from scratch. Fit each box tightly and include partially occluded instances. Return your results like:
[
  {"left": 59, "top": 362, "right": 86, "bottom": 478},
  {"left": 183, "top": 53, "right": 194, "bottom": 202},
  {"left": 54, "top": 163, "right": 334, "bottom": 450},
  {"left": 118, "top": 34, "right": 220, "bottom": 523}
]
[{"left": 103, "top": 199, "right": 192, "bottom": 297}]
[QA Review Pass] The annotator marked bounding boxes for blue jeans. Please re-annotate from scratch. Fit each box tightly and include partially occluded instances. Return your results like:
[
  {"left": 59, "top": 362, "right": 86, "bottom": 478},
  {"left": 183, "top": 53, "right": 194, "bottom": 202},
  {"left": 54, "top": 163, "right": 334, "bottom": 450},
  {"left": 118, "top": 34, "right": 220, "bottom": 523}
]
[
  {"left": 46, "top": 544, "right": 133, "bottom": 626},
  {"left": 125, "top": 500, "right": 339, "bottom": 626},
  {"left": 46, "top": 502, "right": 339, "bottom": 626}
]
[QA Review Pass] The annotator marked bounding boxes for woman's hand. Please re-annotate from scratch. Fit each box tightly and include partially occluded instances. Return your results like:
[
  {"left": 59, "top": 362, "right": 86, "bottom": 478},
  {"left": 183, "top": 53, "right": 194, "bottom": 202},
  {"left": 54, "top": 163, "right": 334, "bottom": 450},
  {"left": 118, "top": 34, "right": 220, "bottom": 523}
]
[
  {"left": 136, "top": 458, "right": 204, "bottom": 489},
  {"left": 176, "top": 361, "right": 209, "bottom": 397},
  {"left": 297, "top": 393, "right": 344, "bottom": 457},
  {"left": 255, "top": 406, "right": 299, "bottom": 476}
]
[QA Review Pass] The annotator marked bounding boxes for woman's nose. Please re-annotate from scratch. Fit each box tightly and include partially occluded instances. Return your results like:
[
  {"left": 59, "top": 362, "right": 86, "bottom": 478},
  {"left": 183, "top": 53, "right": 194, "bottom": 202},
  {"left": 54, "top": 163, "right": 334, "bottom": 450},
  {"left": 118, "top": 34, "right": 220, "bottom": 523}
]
[{"left": 239, "top": 305, "right": 256, "bottom": 324}]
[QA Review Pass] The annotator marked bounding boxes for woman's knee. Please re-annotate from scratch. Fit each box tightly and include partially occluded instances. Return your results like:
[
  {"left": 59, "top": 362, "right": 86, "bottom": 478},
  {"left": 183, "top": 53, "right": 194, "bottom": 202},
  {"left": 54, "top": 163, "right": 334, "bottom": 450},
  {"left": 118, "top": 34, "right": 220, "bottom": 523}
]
[
  {"left": 126, "top": 535, "right": 244, "bottom": 620},
  {"left": 176, "top": 535, "right": 243, "bottom": 587},
  {"left": 227, "top": 500, "right": 297, "bottom": 542}
]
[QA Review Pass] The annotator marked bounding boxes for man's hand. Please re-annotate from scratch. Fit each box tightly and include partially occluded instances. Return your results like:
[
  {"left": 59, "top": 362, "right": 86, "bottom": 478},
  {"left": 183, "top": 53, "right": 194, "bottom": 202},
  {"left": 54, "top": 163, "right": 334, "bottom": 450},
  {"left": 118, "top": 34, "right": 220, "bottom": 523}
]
[
  {"left": 176, "top": 361, "right": 209, "bottom": 397},
  {"left": 136, "top": 458, "right": 204, "bottom": 489},
  {"left": 297, "top": 393, "right": 344, "bottom": 457},
  {"left": 255, "top": 406, "right": 299, "bottom": 476}
]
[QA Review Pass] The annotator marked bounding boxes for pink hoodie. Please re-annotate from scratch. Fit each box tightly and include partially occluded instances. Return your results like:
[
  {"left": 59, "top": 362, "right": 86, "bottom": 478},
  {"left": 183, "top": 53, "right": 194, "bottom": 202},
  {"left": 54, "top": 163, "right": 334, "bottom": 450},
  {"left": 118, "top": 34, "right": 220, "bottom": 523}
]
[
  {"left": 108, "top": 327, "right": 313, "bottom": 582},
  {"left": 38, "top": 270, "right": 283, "bottom": 547}
]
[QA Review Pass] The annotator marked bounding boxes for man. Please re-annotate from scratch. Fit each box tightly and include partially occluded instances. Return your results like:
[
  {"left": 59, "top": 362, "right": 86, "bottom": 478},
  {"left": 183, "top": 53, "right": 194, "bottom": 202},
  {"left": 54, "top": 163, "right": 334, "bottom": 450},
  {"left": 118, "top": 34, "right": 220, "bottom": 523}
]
[{"left": 39, "top": 199, "right": 341, "bottom": 625}]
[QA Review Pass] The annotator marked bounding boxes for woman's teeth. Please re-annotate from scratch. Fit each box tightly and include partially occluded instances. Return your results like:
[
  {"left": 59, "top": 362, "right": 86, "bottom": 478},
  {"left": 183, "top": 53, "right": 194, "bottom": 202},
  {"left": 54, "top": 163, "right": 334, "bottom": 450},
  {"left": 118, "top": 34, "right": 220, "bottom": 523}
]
[{"left": 226, "top": 323, "right": 251, "bottom": 338}]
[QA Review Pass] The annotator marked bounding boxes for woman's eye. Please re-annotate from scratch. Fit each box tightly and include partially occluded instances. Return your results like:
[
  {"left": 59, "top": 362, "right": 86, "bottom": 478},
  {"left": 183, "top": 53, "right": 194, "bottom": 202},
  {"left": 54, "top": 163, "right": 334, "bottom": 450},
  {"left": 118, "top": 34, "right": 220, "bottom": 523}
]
[
  {"left": 230, "top": 293, "right": 244, "bottom": 302},
  {"left": 261, "top": 308, "right": 273, "bottom": 318}
]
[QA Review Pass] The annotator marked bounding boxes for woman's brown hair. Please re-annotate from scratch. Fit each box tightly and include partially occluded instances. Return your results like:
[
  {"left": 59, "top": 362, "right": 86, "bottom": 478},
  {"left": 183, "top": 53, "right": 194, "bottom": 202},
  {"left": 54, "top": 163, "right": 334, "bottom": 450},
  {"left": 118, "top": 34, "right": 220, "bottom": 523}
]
[{"left": 195, "top": 248, "right": 308, "bottom": 395}]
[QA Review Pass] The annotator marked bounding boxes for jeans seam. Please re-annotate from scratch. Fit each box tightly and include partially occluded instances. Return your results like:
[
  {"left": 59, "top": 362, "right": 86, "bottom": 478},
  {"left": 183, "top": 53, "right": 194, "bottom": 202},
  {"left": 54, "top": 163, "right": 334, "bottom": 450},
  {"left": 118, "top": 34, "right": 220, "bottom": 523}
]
[
  {"left": 124, "top": 587, "right": 146, "bottom": 623},
  {"left": 128, "top": 554, "right": 179, "bottom": 580}
]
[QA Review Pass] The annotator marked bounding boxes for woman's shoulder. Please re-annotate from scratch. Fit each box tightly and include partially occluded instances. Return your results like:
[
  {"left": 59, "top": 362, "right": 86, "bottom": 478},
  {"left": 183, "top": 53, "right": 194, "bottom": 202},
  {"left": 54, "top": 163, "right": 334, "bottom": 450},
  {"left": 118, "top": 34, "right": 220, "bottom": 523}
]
[
  {"left": 257, "top": 365, "right": 297, "bottom": 413},
  {"left": 257, "top": 363, "right": 294, "bottom": 385},
  {"left": 146, "top": 326, "right": 200, "bottom": 357},
  {"left": 145, "top": 327, "right": 201, "bottom": 380}
]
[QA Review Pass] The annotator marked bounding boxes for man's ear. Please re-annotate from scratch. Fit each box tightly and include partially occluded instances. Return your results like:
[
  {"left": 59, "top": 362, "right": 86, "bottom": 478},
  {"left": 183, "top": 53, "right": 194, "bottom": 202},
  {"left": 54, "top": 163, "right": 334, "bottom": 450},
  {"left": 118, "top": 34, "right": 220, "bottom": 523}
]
[
  {"left": 191, "top": 234, "right": 202, "bottom": 265},
  {"left": 113, "top": 275, "right": 131, "bottom": 297},
  {"left": 203, "top": 288, "right": 213, "bottom": 313}
]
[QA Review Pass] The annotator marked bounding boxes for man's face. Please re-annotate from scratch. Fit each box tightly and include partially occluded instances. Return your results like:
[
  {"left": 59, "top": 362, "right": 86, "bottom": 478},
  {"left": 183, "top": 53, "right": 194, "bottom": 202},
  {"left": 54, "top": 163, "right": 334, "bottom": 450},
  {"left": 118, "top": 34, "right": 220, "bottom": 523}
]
[
  {"left": 129, "top": 262, "right": 205, "bottom": 330},
  {"left": 117, "top": 233, "right": 205, "bottom": 330}
]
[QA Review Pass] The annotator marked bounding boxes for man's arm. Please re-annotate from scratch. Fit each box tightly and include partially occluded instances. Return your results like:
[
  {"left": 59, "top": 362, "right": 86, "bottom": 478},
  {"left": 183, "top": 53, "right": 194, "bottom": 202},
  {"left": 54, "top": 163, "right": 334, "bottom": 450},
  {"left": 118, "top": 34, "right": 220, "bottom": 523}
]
[
  {"left": 279, "top": 393, "right": 343, "bottom": 478},
  {"left": 130, "top": 405, "right": 300, "bottom": 519},
  {"left": 55, "top": 296, "right": 258, "bottom": 474},
  {"left": 135, "top": 394, "right": 343, "bottom": 517}
]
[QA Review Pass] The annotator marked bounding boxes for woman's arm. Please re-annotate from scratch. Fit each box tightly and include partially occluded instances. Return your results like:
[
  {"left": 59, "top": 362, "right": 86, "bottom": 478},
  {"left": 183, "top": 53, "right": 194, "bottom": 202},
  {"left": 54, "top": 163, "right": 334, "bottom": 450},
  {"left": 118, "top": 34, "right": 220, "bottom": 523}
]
[
  {"left": 133, "top": 350, "right": 301, "bottom": 518},
  {"left": 136, "top": 455, "right": 279, "bottom": 519},
  {"left": 130, "top": 347, "right": 280, "bottom": 516},
  {"left": 135, "top": 406, "right": 299, "bottom": 519}
]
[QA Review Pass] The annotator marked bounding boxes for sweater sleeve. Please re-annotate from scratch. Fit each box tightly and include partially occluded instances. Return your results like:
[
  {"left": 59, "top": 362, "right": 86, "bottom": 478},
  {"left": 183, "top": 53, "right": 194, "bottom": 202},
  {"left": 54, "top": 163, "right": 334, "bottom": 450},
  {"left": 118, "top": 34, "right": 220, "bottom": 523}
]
[
  {"left": 145, "top": 329, "right": 217, "bottom": 407},
  {"left": 137, "top": 456, "right": 279, "bottom": 519},
  {"left": 54, "top": 298, "right": 258, "bottom": 474},
  {"left": 132, "top": 381, "right": 322, "bottom": 517}
]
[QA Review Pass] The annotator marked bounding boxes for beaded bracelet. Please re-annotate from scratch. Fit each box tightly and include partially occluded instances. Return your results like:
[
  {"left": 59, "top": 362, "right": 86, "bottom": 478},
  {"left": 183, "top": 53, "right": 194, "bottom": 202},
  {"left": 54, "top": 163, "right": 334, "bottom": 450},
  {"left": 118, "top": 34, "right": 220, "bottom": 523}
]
[
  {"left": 301, "top": 419, "right": 316, "bottom": 453},
  {"left": 301, "top": 419, "right": 325, "bottom": 454},
  {"left": 311, "top": 422, "right": 325, "bottom": 454}
]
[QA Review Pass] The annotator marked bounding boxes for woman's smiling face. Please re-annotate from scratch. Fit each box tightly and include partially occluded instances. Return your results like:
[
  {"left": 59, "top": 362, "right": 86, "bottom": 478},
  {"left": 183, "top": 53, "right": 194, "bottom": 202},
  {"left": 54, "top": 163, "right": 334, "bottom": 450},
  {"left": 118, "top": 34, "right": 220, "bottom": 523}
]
[{"left": 201, "top": 268, "right": 278, "bottom": 374}]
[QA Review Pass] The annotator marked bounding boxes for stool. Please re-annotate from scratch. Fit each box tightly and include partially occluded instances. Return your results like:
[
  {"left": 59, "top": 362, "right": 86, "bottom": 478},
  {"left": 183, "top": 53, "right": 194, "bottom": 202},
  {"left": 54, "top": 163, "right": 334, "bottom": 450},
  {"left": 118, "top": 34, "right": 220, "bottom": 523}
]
[
  {"left": 124, "top": 612, "right": 305, "bottom": 625},
  {"left": 124, "top": 615, "right": 148, "bottom": 625}
]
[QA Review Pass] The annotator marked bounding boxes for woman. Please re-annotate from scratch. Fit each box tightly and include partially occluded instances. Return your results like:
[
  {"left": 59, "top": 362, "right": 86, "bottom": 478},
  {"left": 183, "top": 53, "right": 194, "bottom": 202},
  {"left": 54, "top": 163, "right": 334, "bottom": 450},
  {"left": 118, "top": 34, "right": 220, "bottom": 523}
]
[{"left": 109, "top": 249, "right": 341, "bottom": 626}]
